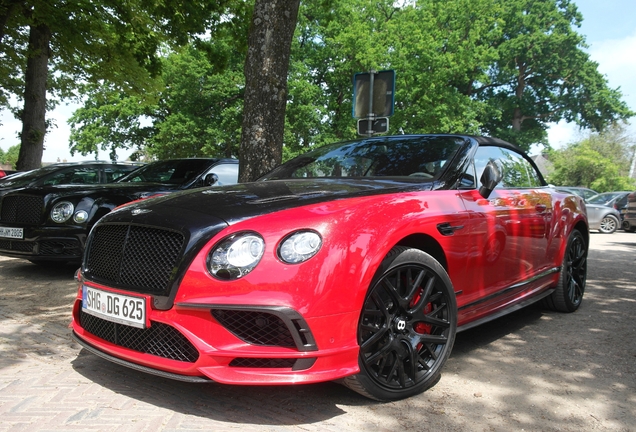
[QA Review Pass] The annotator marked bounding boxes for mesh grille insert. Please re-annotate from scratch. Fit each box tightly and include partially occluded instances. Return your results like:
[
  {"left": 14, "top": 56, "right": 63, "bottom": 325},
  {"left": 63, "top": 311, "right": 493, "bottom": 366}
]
[
  {"left": 0, "top": 195, "right": 43, "bottom": 225},
  {"left": 79, "top": 308, "right": 199, "bottom": 363},
  {"left": 229, "top": 358, "right": 297, "bottom": 368},
  {"left": 40, "top": 239, "right": 81, "bottom": 256},
  {"left": 0, "top": 240, "right": 36, "bottom": 252},
  {"left": 85, "top": 224, "right": 185, "bottom": 295},
  {"left": 212, "top": 310, "right": 296, "bottom": 348}
]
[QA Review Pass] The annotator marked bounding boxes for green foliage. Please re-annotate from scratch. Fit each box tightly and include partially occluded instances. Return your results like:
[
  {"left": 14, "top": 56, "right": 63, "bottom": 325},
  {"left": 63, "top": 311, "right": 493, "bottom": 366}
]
[
  {"left": 0, "top": 144, "right": 20, "bottom": 168},
  {"left": 284, "top": 0, "right": 632, "bottom": 155},
  {"left": 66, "top": 0, "right": 633, "bottom": 163},
  {"left": 1, "top": 0, "right": 240, "bottom": 169},
  {"left": 547, "top": 125, "right": 636, "bottom": 192},
  {"left": 69, "top": 22, "right": 247, "bottom": 161},
  {"left": 475, "top": 0, "right": 633, "bottom": 151}
]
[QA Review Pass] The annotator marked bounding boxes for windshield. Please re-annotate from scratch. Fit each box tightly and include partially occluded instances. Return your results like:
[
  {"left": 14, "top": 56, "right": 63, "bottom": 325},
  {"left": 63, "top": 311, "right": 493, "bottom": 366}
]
[
  {"left": 116, "top": 159, "right": 215, "bottom": 185},
  {"left": 587, "top": 193, "right": 620, "bottom": 205},
  {"left": 261, "top": 136, "right": 466, "bottom": 181}
]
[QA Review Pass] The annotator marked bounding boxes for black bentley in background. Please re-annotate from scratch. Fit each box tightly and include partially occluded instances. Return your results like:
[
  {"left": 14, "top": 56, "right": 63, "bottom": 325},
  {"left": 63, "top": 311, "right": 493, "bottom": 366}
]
[{"left": 0, "top": 158, "right": 238, "bottom": 264}]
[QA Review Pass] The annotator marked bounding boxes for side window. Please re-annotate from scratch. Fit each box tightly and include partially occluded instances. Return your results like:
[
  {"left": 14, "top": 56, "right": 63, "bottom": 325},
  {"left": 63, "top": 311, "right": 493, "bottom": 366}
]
[
  {"left": 474, "top": 146, "right": 543, "bottom": 189},
  {"left": 43, "top": 167, "right": 100, "bottom": 185},
  {"left": 104, "top": 167, "right": 134, "bottom": 183}
]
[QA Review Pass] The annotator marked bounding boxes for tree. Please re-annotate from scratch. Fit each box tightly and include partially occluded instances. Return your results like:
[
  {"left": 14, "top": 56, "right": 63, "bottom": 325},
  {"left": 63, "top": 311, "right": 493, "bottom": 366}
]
[
  {"left": 0, "top": 0, "right": 229, "bottom": 170},
  {"left": 474, "top": 0, "right": 634, "bottom": 151},
  {"left": 239, "top": 0, "right": 301, "bottom": 182},
  {"left": 0, "top": 143, "right": 19, "bottom": 168},
  {"left": 66, "top": 0, "right": 633, "bottom": 170},
  {"left": 282, "top": 0, "right": 502, "bottom": 158},
  {"left": 547, "top": 124, "right": 636, "bottom": 192},
  {"left": 69, "top": 42, "right": 247, "bottom": 161}
]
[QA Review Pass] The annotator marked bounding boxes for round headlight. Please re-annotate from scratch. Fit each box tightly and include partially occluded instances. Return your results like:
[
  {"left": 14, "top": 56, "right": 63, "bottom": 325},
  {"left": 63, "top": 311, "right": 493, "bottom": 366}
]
[
  {"left": 50, "top": 201, "right": 74, "bottom": 223},
  {"left": 278, "top": 231, "right": 322, "bottom": 264},
  {"left": 208, "top": 233, "right": 265, "bottom": 280},
  {"left": 73, "top": 210, "right": 89, "bottom": 223}
]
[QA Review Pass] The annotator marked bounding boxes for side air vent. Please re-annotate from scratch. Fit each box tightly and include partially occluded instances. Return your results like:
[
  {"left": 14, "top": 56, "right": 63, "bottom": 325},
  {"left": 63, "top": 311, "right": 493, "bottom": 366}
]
[
  {"left": 209, "top": 306, "right": 318, "bottom": 352},
  {"left": 437, "top": 222, "right": 464, "bottom": 236}
]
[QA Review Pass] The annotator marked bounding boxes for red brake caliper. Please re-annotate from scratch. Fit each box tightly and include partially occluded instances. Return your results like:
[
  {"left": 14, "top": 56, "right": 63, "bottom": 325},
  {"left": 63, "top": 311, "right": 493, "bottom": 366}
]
[{"left": 410, "top": 289, "right": 433, "bottom": 336}]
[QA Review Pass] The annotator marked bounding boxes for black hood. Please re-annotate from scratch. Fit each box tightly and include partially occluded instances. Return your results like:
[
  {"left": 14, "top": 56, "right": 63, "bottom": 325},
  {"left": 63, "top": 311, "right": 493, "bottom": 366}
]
[{"left": 104, "top": 178, "right": 435, "bottom": 226}]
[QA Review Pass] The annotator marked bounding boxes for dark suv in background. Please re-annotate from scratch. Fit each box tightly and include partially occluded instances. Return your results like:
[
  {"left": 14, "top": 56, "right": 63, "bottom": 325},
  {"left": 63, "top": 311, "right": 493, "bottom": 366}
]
[{"left": 622, "top": 191, "right": 636, "bottom": 232}]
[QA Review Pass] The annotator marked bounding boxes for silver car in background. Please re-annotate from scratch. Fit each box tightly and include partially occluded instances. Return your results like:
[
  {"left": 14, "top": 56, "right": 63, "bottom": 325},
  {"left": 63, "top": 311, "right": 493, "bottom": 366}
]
[{"left": 585, "top": 194, "right": 623, "bottom": 234}]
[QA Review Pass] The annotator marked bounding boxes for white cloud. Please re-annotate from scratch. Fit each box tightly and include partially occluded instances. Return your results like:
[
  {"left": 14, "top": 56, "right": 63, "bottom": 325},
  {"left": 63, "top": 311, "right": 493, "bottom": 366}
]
[{"left": 588, "top": 31, "right": 636, "bottom": 108}]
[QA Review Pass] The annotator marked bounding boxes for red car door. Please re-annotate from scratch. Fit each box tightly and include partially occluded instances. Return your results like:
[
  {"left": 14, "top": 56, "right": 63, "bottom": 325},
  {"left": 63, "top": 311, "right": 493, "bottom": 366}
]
[{"left": 456, "top": 145, "right": 554, "bottom": 326}]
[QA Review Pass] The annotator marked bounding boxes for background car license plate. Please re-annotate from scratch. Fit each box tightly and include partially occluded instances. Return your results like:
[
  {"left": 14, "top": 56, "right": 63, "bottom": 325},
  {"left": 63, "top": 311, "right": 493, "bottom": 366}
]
[
  {"left": 82, "top": 286, "right": 146, "bottom": 328},
  {"left": 0, "top": 227, "right": 23, "bottom": 239}
]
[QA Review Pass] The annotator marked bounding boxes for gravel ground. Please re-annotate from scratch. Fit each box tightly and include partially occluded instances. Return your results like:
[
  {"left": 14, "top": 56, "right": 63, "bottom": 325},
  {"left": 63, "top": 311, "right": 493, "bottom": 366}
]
[{"left": 0, "top": 231, "right": 634, "bottom": 431}]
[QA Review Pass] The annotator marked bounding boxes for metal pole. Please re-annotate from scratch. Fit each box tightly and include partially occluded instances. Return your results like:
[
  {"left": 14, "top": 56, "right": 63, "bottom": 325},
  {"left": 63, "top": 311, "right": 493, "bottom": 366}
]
[{"left": 367, "top": 70, "right": 376, "bottom": 136}]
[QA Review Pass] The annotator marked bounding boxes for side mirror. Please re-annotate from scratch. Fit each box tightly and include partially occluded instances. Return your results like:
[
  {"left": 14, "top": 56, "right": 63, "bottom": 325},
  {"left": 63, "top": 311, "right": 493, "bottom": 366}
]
[
  {"left": 478, "top": 160, "right": 502, "bottom": 198},
  {"left": 204, "top": 173, "right": 219, "bottom": 186}
]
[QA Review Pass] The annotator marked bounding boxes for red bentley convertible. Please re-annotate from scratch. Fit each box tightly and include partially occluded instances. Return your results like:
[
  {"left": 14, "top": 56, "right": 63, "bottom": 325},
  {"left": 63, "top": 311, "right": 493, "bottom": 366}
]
[{"left": 71, "top": 134, "right": 588, "bottom": 401}]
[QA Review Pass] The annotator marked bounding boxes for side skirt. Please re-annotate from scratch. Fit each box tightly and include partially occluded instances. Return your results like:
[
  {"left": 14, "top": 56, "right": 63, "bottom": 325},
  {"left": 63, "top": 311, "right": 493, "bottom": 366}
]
[{"left": 456, "top": 266, "right": 560, "bottom": 332}]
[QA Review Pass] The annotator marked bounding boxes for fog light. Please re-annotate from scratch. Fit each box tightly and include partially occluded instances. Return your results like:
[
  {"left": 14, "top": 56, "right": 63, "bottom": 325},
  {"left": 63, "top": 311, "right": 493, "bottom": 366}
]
[{"left": 73, "top": 210, "right": 89, "bottom": 223}]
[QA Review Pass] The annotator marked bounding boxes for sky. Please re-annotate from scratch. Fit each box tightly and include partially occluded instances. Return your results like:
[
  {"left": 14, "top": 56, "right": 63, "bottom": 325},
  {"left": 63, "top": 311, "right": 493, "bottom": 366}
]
[{"left": 1, "top": 0, "right": 635, "bottom": 163}]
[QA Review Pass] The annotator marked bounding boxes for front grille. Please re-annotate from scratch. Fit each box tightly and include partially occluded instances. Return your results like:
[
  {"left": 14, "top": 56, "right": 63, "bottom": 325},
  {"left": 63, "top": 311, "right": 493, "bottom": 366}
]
[
  {"left": 0, "top": 195, "right": 43, "bottom": 225},
  {"left": 85, "top": 224, "right": 185, "bottom": 295},
  {"left": 79, "top": 308, "right": 199, "bottom": 363},
  {"left": 0, "top": 239, "right": 36, "bottom": 253},
  {"left": 40, "top": 239, "right": 81, "bottom": 256},
  {"left": 212, "top": 309, "right": 297, "bottom": 348}
]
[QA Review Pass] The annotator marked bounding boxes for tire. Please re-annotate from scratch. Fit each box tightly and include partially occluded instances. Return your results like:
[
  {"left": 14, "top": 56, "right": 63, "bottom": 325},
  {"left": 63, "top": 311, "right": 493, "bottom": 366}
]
[
  {"left": 598, "top": 214, "right": 618, "bottom": 234},
  {"left": 622, "top": 220, "right": 636, "bottom": 233},
  {"left": 542, "top": 230, "right": 587, "bottom": 312},
  {"left": 343, "top": 247, "right": 457, "bottom": 401}
]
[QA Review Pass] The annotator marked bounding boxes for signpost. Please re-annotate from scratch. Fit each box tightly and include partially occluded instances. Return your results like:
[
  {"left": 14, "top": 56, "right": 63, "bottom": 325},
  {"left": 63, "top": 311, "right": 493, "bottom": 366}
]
[{"left": 352, "top": 69, "right": 395, "bottom": 136}]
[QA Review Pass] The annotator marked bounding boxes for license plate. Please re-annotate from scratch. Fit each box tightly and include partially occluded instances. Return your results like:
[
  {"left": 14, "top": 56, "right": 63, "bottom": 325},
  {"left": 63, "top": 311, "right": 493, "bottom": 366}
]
[
  {"left": 82, "top": 285, "right": 146, "bottom": 328},
  {"left": 0, "top": 227, "right": 23, "bottom": 239}
]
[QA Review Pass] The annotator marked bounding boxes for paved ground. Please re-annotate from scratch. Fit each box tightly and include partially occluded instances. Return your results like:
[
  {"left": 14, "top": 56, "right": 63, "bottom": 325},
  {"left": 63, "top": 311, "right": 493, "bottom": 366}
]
[{"left": 0, "top": 231, "right": 634, "bottom": 431}]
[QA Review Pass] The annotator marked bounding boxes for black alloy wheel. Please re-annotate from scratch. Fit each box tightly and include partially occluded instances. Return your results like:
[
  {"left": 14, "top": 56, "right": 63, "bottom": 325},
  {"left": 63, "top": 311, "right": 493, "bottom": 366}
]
[
  {"left": 344, "top": 247, "right": 457, "bottom": 401},
  {"left": 543, "top": 229, "right": 587, "bottom": 312}
]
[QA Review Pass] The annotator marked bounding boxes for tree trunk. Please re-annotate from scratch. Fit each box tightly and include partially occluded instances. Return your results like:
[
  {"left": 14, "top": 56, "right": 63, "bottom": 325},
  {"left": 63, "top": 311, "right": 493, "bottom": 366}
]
[
  {"left": 0, "top": 0, "right": 19, "bottom": 43},
  {"left": 239, "top": 0, "right": 300, "bottom": 182},
  {"left": 16, "top": 22, "right": 51, "bottom": 171}
]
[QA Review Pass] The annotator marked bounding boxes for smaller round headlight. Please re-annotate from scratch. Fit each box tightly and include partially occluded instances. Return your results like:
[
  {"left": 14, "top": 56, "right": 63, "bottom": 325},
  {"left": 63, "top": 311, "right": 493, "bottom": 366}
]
[
  {"left": 73, "top": 210, "right": 89, "bottom": 223},
  {"left": 279, "top": 231, "right": 322, "bottom": 264},
  {"left": 50, "top": 201, "right": 74, "bottom": 223}
]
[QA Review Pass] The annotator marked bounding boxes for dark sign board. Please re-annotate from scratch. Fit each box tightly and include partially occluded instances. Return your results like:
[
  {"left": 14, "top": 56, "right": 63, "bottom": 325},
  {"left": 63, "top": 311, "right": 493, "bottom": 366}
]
[
  {"left": 357, "top": 117, "right": 389, "bottom": 135},
  {"left": 352, "top": 70, "right": 395, "bottom": 118}
]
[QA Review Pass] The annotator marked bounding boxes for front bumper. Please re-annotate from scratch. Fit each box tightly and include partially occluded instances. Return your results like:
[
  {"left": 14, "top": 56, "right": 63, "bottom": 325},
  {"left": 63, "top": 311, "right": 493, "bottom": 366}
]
[
  {"left": 71, "top": 289, "right": 361, "bottom": 385},
  {"left": 0, "top": 226, "right": 86, "bottom": 261}
]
